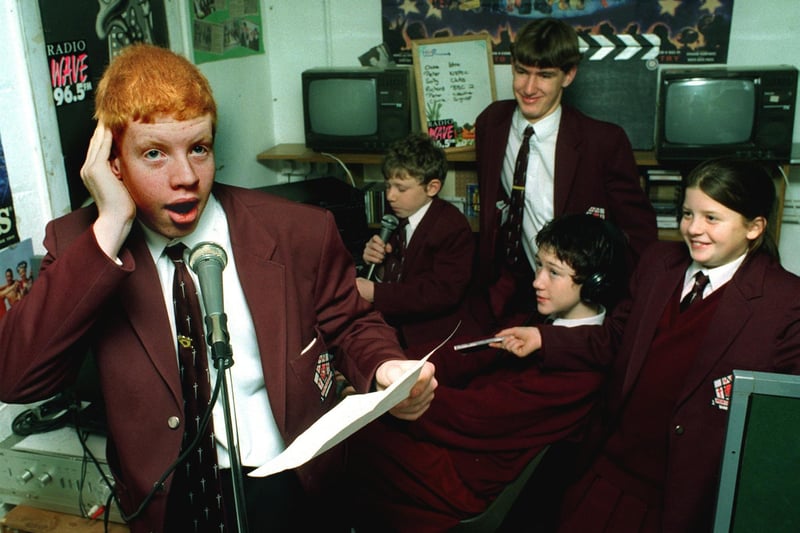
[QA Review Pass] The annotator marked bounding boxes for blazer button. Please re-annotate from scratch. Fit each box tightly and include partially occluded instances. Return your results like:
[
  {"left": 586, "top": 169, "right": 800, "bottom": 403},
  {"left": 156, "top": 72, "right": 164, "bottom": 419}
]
[
  {"left": 674, "top": 424, "right": 685, "bottom": 435},
  {"left": 167, "top": 416, "right": 181, "bottom": 429}
]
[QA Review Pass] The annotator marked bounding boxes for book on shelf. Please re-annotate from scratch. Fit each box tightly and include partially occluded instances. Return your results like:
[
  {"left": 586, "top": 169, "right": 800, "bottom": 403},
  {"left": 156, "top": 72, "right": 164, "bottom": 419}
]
[
  {"left": 361, "top": 181, "right": 386, "bottom": 225},
  {"left": 646, "top": 168, "right": 683, "bottom": 181},
  {"left": 646, "top": 169, "right": 681, "bottom": 231},
  {"left": 656, "top": 215, "right": 680, "bottom": 229}
]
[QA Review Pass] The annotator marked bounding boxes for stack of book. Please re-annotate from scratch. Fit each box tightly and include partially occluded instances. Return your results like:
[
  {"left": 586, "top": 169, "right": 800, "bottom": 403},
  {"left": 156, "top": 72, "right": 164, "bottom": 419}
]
[
  {"left": 646, "top": 169, "right": 682, "bottom": 229},
  {"left": 362, "top": 181, "right": 386, "bottom": 225}
]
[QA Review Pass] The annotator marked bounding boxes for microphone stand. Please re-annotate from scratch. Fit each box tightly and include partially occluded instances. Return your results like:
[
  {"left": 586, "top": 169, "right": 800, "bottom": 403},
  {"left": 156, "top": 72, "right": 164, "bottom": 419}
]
[{"left": 207, "top": 313, "right": 249, "bottom": 533}]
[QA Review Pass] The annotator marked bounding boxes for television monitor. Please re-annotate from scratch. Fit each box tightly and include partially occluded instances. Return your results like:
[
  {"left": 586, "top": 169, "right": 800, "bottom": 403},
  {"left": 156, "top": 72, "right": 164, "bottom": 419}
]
[
  {"left": 302, "top": 67, "right": 419, "bottom": 153},
  {"left": 655, "top": 66, "right": 798, "bottom": 163},
  {"left": 713, "top": 369, "right": 800, "bottom": 532}
]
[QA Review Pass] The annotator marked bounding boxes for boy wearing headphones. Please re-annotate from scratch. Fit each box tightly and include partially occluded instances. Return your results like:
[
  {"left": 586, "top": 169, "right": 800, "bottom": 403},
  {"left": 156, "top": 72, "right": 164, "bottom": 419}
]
[
  {"left": 346, "top": 214, "right": 628, "bottom": 532},
  {"left": 531, "top": 213, "right": 627, "bottom": 326}
]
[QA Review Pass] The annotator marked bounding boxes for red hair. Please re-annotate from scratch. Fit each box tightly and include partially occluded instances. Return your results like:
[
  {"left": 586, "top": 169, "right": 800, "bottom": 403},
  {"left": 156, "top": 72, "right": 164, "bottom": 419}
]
[{"left": 94, "top": 43, "right": 217, "bottom": 139}]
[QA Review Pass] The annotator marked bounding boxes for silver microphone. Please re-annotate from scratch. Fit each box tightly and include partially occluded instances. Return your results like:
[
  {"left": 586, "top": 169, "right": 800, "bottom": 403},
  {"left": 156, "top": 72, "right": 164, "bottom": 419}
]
[
  {"left": 366, "top": 214, "right": 399, "bottom": 281},
  {"left": 189, "top": 242, "right": 231, "bottom": 360}
]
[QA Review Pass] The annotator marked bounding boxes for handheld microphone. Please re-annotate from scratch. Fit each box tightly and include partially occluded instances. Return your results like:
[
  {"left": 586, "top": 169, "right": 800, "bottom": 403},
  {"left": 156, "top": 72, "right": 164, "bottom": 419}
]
[
  {"left": 189, "top": 242, "right": 232, "bottom": 362},
  {"left": 366, "top": 214, "right": 399, "bottom": 281}
]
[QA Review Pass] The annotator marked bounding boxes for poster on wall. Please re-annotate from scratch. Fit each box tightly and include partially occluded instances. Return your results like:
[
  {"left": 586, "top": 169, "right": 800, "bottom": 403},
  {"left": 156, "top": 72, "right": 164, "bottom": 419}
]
[
  {"left": 382, "top": 0, "right": 733, "bottom": 66},
  {"left": 0, "top": 238, "right": 34, "bottom": 320},
  {"left": 191, "top": 0, "right": 264, "bottom": 64},
  {"left": 38, "top": 0, "right": 169, "bottom": 210},
  {"left": 0, "top": 134, "right": 20, "bottom": 250}
]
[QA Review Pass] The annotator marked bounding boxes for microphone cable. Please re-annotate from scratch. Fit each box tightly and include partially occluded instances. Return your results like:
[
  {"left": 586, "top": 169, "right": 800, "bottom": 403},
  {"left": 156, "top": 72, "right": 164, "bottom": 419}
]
[{"left": 89, "top": 364, "right": 227, "bottom": 526}]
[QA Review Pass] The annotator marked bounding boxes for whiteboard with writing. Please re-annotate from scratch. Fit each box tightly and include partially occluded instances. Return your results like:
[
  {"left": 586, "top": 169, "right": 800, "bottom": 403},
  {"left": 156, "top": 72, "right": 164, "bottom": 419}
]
[{"left": 412, "top": 35, "right": 496, "bottom": 152}]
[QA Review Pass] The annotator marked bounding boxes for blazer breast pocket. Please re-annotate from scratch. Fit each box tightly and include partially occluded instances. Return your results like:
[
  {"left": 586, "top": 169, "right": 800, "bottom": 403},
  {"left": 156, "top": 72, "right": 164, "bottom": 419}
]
[{"left": 297, "top": 331, "right": 335, "bottom": 403}]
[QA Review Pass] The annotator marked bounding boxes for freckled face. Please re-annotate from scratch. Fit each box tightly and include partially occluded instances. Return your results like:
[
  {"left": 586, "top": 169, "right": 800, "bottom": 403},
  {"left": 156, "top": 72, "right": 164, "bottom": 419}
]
[{"left": 111, "top": 114, "right": 215, "bottom": 239}]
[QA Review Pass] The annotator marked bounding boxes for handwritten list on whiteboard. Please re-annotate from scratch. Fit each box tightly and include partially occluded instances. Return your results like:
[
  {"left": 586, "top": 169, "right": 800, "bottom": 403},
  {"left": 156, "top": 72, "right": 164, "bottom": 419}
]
[{"left": 412, "top": 35, "right": 496, "bottom": 152}]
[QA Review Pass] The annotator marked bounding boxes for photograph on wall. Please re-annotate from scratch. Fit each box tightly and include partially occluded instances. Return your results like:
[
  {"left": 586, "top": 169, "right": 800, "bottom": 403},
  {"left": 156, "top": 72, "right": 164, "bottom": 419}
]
[
  {"left": 0, "top": 238, "right": 34, "bottom": 320},
  {"left": 191, "top": 0, "right": 263, "bottom": 64},
  {"left": 382, "top": 0, "right": 734, "bottom": 66},
  {"left": 0, "top": 134, "right": 20, "bottom": 250},
  {"left": 38, "top": 0, "right": 169, "bottom": 210}
]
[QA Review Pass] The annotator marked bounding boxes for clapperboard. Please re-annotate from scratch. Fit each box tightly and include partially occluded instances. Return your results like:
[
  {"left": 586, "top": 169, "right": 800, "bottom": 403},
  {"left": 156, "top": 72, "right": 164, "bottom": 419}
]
[{"left": 562, "top": 32, "right": 661, "bottom": 151}]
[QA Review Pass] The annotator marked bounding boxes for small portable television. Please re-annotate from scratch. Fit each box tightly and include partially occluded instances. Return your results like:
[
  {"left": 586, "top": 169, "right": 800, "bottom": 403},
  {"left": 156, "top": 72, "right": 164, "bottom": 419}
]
[
  {"left": 302, "top": 66, "right": 419, "bottom": 153},
  {"left": 655, "top": 65, "right": 798, "bottom": 162}
]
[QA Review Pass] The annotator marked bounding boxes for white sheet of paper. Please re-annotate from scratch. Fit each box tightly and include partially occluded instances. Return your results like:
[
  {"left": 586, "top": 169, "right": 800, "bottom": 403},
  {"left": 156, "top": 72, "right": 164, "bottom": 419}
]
[{"left": 249, "top": 354, "right": 430, "bottom": 478}]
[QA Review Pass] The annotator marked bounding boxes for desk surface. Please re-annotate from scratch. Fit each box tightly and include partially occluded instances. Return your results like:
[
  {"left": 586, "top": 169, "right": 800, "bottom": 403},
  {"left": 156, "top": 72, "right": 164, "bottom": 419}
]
[{"left": 1, "top": 505, "right": 128, "bottom": 533}]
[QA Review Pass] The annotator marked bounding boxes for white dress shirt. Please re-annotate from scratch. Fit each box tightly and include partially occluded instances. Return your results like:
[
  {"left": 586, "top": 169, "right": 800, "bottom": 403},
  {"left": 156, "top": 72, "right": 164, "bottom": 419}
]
[
  {"left": 502, "top": 107, "right": 561, "bottom": 267},
  {"left": 681, "top": 253, "right": 746, "bottom": 302},
  {"left": 142, "top": 193, "right": 283, "bottom": 469}
]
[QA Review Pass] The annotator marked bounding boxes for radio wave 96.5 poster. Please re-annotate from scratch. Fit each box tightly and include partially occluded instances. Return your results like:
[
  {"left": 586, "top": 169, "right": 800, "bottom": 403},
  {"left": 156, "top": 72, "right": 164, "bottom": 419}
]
[
  {"left": 37, "top": 0, "right": 169, "bottom": 210},
  {"left": 382, "top": 0, "right": 734, "bottom": 65}
]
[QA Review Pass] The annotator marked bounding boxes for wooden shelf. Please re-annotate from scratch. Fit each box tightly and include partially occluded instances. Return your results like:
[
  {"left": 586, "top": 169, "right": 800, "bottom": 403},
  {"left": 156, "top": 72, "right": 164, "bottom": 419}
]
[
  {"left": 257, "top": 143, "right": 477, "bottom": 165},
  {"left": 256, "top": 145, "right": 786, "bottom": 242},
  {"left": 256, "top": 143, "right": 657, "bottom": 166},
  {"left": 658, "top": 228, "right": 683, "bottom": 241}
]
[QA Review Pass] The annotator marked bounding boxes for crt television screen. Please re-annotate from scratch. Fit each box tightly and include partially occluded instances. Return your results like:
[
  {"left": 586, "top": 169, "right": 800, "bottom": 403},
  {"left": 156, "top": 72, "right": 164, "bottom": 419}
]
[
  {"left": 308, "top": 78, "right": 378, "bottom": 137},
  {"left": 664, "top": 79, "right": 756, "bottom": 145}
]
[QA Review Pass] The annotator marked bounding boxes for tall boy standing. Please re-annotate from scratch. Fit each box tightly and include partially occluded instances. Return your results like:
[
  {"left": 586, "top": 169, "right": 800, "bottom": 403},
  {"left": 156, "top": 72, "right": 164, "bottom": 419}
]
[{"left": 473, "top": 17, "right": 656, "bottom": 326}]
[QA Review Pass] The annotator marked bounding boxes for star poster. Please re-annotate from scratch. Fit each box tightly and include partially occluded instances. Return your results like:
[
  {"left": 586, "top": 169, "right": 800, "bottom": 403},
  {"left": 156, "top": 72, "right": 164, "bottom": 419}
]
[{"left": 382, "top": 0, "right": 734, "bottom": 65}]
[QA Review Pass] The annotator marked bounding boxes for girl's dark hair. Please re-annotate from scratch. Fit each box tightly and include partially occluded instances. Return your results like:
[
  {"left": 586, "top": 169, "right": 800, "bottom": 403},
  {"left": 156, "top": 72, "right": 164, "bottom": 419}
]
[
  {"left": 682, "top": 157, "right": 778, "bottom": 258},
  {"left": 510, "top": 17, "right": 582, "bottom": 72},
  {"left": 536, "top": 214, "right": 629, "bottom": 309}
]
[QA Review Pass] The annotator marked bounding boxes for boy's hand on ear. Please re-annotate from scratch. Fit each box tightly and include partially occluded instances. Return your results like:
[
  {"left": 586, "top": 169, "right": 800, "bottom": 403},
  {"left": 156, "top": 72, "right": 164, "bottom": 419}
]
[{"left": 81, "top": 121, "right": 136, "bottom": 261}]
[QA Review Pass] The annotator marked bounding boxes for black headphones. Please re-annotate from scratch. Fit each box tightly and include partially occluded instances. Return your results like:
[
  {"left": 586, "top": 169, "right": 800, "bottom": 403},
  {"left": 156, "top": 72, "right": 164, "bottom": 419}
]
[{"left": 580, "top": 271, "right": 610, "bottom": 304}]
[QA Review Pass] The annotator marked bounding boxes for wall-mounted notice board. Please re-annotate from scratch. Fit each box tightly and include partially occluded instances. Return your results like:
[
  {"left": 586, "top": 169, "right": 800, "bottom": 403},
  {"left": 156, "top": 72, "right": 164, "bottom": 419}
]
[{"left": 412, "top": 34, "right": 496, "bottom": 152}]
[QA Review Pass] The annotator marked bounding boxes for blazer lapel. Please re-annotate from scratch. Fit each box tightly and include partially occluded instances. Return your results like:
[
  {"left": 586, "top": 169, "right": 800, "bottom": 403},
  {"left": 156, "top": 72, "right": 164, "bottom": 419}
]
[
  {"left": 119, "top": 229, "right": 184, "bottom": 406},
  {"left": 553, "top": 108, "right": 580, "bottom": 215},
  {"left": 403, "top": 198, "right": 442, "bottom": 268},
  {"left": 620, "top": 246, "right": 689, "bottom": 396},
  {"left": 216, "top": 186, "right": 289, "bottom": 430}
]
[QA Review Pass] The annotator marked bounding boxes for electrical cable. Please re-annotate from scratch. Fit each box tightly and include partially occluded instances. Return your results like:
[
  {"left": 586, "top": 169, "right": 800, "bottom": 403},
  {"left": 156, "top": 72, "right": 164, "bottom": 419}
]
[
  {"left": 70, "top": 365, "right": 227, "bottom": 529},
  {"left": 320, "top": 152, "right": 357, "bottom": 187}
]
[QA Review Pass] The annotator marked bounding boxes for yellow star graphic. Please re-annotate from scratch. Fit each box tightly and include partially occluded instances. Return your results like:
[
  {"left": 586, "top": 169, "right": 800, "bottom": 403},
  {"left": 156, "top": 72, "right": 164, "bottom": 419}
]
[
  {"left": 701, "top": 0, "right": 723, "bottom": 14},
  {"left": 427, "top": 4, "right": 443, "bottom": 20},
  {"left": 399, "top": 0, "right": 420, "bottom": 16},
  {"left": 659, "top": 0, "right": 681, "bottom": 17}
]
